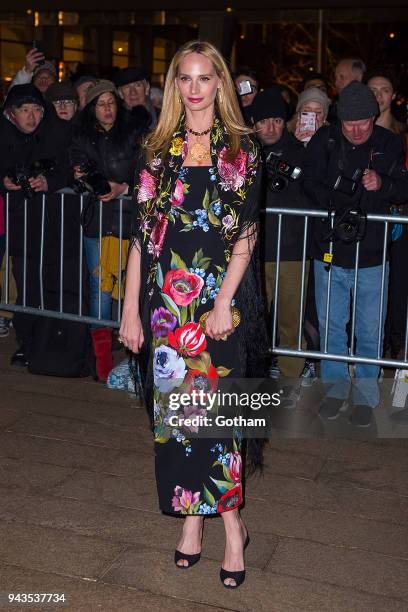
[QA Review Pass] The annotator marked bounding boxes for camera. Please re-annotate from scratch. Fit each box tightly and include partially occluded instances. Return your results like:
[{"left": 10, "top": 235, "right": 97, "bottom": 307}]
[
  {"left": 266, "top": 155, "right": 302, "bottom": 193},
  {"left": 238, "top": 80, "right": 253, "bottom": 96},
  {"left": 326, "top": 205, "right": 367, "bottom": 244},
  {"left": 333, "top": 168, "right": 363, "bottom": 196},
  {"left": 71, "top": 160, "right": 111, "bottom": 198},
  {"left": 7, "top": 158, "right": 57, "bottom": 198}
]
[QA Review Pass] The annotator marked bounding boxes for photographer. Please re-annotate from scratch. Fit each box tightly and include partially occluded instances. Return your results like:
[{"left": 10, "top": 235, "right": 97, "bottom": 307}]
[
  {"left": 69, "top": 79, "right": 148, "bottom": 381},
  {"left": 249, "top": 88, "right": 308, "bottom": 382},
  {"left": 304, "top": 81, "right": 408, "bottom": 426},
  {"left": 0, "top": 83, "right": 71, "bottom": 366}
]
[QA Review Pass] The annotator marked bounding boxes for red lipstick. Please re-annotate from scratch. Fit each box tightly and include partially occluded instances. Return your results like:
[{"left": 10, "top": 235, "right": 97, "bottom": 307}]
[{"left": 188, "top": 97, "right": 203, "bottom": 103}]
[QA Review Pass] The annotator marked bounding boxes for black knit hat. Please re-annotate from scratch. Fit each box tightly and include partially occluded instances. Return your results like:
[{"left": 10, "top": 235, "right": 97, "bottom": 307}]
[
  {"left": 337, "top": 81, "right": 379, "bottom": 121},
  {"left": 248, "top": 87, "right": 288, "bottom": 124},
  {"left": 3, "top": 83, "right": 45, "bottom": 111},
  {"left": 113, "top": 67, "right": 150, "bottom": 88},
  {"left": 46, "top": 81, "right": 78, "bottom": 103}
]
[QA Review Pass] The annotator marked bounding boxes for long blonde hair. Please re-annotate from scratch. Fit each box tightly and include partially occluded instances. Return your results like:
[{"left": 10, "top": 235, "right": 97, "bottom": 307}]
[{"left": 145, "top": 40, "right": 251, "bottom": 162}]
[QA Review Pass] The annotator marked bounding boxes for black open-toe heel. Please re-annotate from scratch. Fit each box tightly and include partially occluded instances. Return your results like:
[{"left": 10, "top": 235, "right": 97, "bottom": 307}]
[
  {"left": 174, "top": 549, "right": 201, "bottom": 569},
  {"left": 220, "top": 533, "right": 250, "bottom": 589}
]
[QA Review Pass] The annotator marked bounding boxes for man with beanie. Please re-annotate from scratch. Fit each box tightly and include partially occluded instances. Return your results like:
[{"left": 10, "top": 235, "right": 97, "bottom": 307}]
[
  {"left": 249, "top": 87, "right": 308, "bottom": 387},
  {"left": 304, "top": 81, "right": 408, "bottom": 426},
  {"left": 0, "top": 84, "right": 72, "bottom": 367},
  {"left": 113, "top": 67, "right": 157, "bottom": 129},
  {"left": 9, "top": 47, "right": 57, "bottom": 95}
]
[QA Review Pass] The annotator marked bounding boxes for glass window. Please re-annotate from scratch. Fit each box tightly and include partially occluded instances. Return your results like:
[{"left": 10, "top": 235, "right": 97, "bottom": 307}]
[
  {"left": 0, "top": 26, "right": 31, "bottom": 82},
  {"left": 113, "top": 31, "right": 130, "bottom": 69}
]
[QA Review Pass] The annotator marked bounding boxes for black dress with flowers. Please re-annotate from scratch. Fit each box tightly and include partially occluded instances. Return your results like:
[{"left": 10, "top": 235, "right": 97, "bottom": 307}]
[{"left": 150, "top": 165, "right": 244, "bottom": 515}]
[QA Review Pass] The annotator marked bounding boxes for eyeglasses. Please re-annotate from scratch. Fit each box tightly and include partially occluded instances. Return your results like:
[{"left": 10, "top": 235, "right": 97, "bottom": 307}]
[{"left": 54, "top": 99, "right": 76, "bottom": 107}]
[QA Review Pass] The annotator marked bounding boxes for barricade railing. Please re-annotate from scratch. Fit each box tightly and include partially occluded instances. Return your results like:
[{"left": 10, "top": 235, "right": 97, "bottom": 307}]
[
  {"left": 1, "top": 193, "right": 407, "bottom": 369},
  {"left": 0, "top": 191, "right": 129, "bottom": 329},
  {"left": 264, "top": 206, "right": 408, "bottom": 369}
]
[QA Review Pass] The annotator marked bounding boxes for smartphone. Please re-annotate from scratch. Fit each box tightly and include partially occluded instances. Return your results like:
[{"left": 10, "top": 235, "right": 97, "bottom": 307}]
[
  {"left": 238, "top": 80, "right": 253, "bottom": 96},
  {"left": 32, "top": 40, "right": 45, "bottom": 65},
  {"left": 299, "top": 111, "right": 317, "bottom": 132}
]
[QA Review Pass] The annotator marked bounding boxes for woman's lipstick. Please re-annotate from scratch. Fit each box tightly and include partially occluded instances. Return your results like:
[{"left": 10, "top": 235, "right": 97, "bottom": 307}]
[{"left": 188, "top": 97, "right": 203, "bottom": 103}]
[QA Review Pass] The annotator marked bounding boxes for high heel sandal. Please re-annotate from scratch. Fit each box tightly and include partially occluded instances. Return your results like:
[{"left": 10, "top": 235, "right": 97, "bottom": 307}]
[
  {"left": 219, "top": 533, "right": 250, "bottom": 589},
  {"left": 174, "top": 549, "right": 201, "bottom": 569}
]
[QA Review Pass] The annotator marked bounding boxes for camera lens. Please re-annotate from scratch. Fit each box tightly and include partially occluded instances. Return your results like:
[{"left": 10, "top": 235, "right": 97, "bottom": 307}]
[{"left": 269, "top": 176, "right": 287, "bottom": 192}]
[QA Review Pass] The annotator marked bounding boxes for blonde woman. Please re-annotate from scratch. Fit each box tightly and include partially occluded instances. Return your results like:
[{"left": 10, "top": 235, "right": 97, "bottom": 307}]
[
  {"left": 288, "top": 87, "right": 331, "bottom": 143},
  {"left": 119, "top": 40, "right": 266, "bottom": 588}
]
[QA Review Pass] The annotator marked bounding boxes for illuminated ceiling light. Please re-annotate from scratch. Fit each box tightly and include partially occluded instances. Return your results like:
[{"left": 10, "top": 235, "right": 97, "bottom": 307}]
[
  {"left": 4, "top": 76, "right": 12, "bottom": 81},
  {"left": 226, "top": 6, "right": 233, "bottom": 12},
  {"left": 118, "top": 47, "right": 123, "bottom": 52},
  {"left": 27, "top": 9, "right": 32, "bottom": 14},
  {"left": 58, "top": 11, "right": 64, "bottom": 25},
  {"left": 34, "top": 11, "right": 40, "bottom": 27},
  {"left": 240, "top": 34, "right": 245, "bottom": 39},
  {"left": 389, "top": 32, "right": 395, "bottom": 38}
]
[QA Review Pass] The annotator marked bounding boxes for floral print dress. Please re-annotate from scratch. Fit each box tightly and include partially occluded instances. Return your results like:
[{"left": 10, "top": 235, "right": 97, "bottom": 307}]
[{"left": 151, "top": 166, "right": 244, "bottom": 515}]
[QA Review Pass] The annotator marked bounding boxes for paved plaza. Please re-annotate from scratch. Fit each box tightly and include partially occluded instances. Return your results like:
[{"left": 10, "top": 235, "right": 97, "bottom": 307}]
[{"left": 1, "top": 333, "right": 408, "bottom": 611}]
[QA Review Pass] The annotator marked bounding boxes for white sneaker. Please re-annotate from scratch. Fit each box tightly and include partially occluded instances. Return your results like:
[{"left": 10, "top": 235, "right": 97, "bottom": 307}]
[
  {"left": 301, "top": 361, "right": 317, "bottom": 387},
  {"left": 0, "top": 317, "right": 11, "bottom": 338}
]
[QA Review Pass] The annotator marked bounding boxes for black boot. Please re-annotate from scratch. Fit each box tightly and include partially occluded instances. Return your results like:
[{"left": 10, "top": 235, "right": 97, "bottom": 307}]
[{"left": 10, "top": 344, "right": 29, "bottom": 367}]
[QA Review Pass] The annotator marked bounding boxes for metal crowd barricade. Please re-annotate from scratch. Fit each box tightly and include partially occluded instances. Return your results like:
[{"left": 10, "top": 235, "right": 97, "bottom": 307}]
[
  {"left": 1, "top": 194, "right": 408, "bottom": 371},
  {"left": 0, "top": 192, "right": 131, "bottom": 329},
  {"left": 266, "top": 206, "right": 408, "bottom": 370}
]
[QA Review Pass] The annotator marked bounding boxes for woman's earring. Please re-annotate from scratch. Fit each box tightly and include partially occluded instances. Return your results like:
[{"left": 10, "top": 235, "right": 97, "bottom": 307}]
[{"left": 217, "top": 88, "right": 223, "bottom": 104}]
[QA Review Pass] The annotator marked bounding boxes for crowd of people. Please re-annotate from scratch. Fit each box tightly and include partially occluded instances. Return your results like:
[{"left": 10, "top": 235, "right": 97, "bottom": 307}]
[
  {"left": 0, "top": 46, "right": 407, "bottom": 428},
  {"left": 1, "top": 39, "right": 408, "bottom": 591}
]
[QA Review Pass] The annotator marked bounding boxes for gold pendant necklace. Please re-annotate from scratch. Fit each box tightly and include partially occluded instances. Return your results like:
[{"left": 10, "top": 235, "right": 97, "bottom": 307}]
[
  {"left": 186, "top": 122, "right": 212, "bottom": 164},
  {"left": 189, "top": 141, "right": 211, "bottom": 163}
]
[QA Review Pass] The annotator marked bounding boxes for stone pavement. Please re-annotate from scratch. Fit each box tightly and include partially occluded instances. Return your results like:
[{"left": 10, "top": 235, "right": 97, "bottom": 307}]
[{"left": 1, "top": 333, "right": 408, "bottom": 612}]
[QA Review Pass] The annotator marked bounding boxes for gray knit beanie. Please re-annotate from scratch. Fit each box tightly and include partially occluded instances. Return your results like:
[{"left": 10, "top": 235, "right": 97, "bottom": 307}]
[
  {"left": 337, "top": 81, "right": 379, "bottom": 121},
  {"left": 296, "top": 87, "right": 331, "bottom": 117}
]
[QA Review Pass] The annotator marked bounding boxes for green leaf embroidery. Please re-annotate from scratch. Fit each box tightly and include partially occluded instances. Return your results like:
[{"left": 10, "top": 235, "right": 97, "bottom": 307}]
[
  {"left": 203, "top": 484, "right": 216, "bottom": 507},
  {"left": 180, "top": 306, "right": 188, "bottom": 326},
  {"left": 160, "top": 292, "right": 181, "bottom": 324},
  {"left": 222, "top": 463, "right": 234, "bottom": 482},
  {"left": 216, "top": 366, "right": 233, "bottom": 377},
  {"left": 179, "top": 212, "right": 192, "bottom": 224},
  {"left": 192, "top": 249, "right": 204, "bottom": 268},
  {"left": 202, "top": 189, "right": 210, "bottom": 211},
  {"left": 208, "top": 209, "right": 221, "bottom": 226},
  {"left": 170, "top": 250, "right": 188, "bottom": 270},
  {"left": 156, "top": 263, "right": 164, "bottom": 289},
  {"left": 209, "top": 477, "right": 235, "bottom": 494}
]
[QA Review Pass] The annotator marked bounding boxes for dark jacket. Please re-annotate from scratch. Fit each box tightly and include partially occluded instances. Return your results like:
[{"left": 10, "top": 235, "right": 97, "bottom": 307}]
[
  {"left": 0, "top": 110, "right": 72, "bottom": 258},
  {"left": 69, "top": 110, "right": 147, "bottom": 189},
  {"left": 260, "top": 129, "right": 308, "bottom": 261},
  {"left": 303, "top": 124, "right": 408, "bottom": 268}
]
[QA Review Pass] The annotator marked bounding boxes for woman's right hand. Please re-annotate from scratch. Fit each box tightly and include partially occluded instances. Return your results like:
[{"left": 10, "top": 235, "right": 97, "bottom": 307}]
[{"left": 119, "top": 310, "right": 144, "bottom": 354}]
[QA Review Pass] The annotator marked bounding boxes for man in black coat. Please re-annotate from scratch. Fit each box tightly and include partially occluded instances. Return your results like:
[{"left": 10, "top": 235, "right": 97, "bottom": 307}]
[
  {"left": 249, "top": 88, "right": 308, "bottom": 381},
  {"left": 304, "top": 81, "right": 408, "bottom": 426},
  {"left": 0, "top": 83, "right": 72, "bottom": 366}
]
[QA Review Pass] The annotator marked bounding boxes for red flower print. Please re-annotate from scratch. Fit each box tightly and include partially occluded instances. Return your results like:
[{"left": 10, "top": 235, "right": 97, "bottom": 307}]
[
  {"left": 170, "top": 179, "right": 186, "bottom": 207},
  {"left": 217, "top": 147, "right": 248, "bottom": 192},
  {"left": 217, "top": 484, "right": 243, "bottom": 513},
  {"left": 148, "top": 213, "right": 168, "bottom": 258},
  {"left": 162, "top": 269, "right": 204, "bottom": 306},
  {"left": 168, "top": 322, "right": 207, "bottom": 357},
  {"left": 184, "top": 364, "right": 219, "bottom": 394},
  {"left": 137, "top": 169, "right": 157, "bottom": 203},
  {"left": 228, "top": 451, "right": 242, "bottom": 484}
]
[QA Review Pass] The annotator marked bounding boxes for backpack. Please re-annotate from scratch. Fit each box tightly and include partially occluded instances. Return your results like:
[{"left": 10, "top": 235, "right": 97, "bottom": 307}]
[{"left": 28, "top": 316, "right": 96, "bottom": 378}]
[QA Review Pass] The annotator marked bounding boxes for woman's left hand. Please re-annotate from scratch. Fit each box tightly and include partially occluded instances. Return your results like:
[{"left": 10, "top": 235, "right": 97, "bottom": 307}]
[
  {"left": 99, "top": 181, "right": 129, "bottom": 202},
  {"left": 204, "top": 299, "right": 234, "bottom": 341}
]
